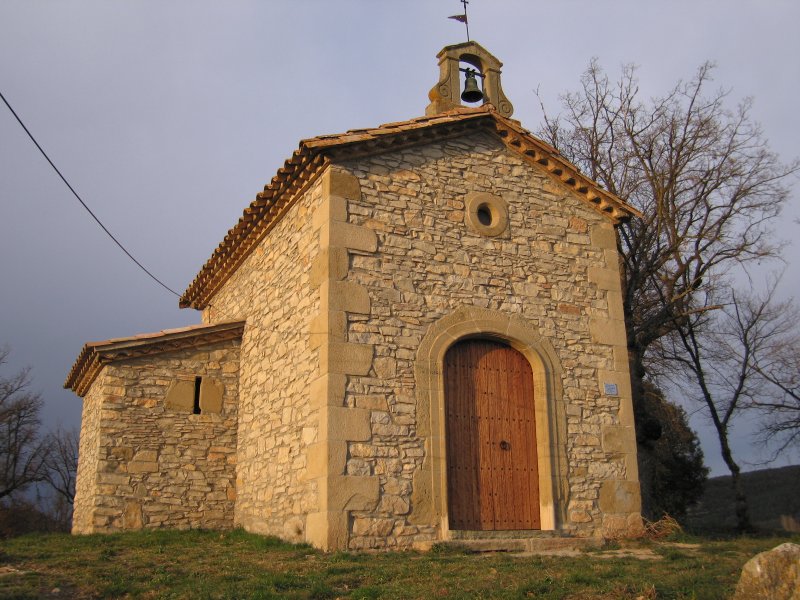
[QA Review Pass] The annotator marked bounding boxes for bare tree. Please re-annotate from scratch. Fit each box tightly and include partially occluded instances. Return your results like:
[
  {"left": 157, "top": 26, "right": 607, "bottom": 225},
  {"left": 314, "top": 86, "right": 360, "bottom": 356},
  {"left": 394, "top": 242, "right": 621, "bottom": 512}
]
[
  {"left": 662, "top": 281, "right": 800, "bottom": 531},
  {"left": 752, "top": 362, "right": 800, "bottom": 452},
  {"left": 738, "top": 288, "right": 800, "bottom": 454},
  {"left": 44, "top": 427, "right": 79, "bottom": 505},
  {"left": 539, "top": 61, "right": 798, "bottom": 517},
  {"left": 0, "top": 348, "right": 50, "bottom": 500},
  {"left": 660, "top": 288, "right": 753, "bottom": 530}
]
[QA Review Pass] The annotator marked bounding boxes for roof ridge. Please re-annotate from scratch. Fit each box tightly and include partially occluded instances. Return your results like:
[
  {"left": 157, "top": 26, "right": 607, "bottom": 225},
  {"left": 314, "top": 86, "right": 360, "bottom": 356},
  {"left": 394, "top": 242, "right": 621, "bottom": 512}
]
[{"left": 298, "top": 106, "right": 491, "bottom": 146}]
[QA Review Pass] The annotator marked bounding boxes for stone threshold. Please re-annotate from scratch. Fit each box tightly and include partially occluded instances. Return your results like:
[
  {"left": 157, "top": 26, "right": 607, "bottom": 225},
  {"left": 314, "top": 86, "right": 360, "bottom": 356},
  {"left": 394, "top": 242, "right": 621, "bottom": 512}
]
[{"left": 437, "top": 530, "right": 604, "bottom": 554}]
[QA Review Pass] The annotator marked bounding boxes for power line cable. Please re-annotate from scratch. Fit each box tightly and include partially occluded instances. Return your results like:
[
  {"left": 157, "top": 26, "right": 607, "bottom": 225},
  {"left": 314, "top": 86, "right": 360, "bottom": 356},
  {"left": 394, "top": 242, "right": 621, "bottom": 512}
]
[{"left": 0, "top": 89, "right": 182, "bottom": 298}]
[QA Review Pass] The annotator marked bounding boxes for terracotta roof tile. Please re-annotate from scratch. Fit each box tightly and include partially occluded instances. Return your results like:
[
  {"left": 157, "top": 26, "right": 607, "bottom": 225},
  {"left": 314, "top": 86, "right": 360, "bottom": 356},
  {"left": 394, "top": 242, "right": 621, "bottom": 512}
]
[{"left": 65, "top": 321, "right": 245, "bottom": 397}]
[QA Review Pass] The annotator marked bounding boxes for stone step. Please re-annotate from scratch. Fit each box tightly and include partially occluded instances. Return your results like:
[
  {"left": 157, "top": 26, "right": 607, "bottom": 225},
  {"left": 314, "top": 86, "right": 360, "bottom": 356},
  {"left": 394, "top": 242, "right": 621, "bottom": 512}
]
[
  {"left": 439, "top": 535, "right": 603, "bottom": 555},
  {"left": 443, "top": 538, "right": 528, "bottom": 553},
  {"left": 449, "top": 529, "right": 570, "bottom": 540}
]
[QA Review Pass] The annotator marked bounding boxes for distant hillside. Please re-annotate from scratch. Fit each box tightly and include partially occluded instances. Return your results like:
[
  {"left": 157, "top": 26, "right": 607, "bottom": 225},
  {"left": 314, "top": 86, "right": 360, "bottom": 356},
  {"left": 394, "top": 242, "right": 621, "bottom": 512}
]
[{"left": 686, "top": 465, "right": 800, "bottom": 532}]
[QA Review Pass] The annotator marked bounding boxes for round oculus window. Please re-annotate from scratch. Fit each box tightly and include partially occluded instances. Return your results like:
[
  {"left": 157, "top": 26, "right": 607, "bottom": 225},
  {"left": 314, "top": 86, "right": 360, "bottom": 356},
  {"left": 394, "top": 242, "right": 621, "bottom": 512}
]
[{"left": 464, "top": 192, "right": 509, "bottom": 237}]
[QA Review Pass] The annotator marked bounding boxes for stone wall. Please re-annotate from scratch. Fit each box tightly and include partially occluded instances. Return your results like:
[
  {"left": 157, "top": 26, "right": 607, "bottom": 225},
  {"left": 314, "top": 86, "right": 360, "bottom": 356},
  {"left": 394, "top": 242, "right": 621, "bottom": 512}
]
[
  {"left": 203, "top": 180, "right": 323, "bottom": 541},
  {"left": 334, "top": 131, "right": 640, "bottom": 548},
  {"left": 72, "top": 340, "right": 240, "bottom": 533},
  {"left": 72, "top": 374, "right": 105, "bottom": 534},
  {"left": 192, "top": 128, "right": 640, "bottom": 550}
]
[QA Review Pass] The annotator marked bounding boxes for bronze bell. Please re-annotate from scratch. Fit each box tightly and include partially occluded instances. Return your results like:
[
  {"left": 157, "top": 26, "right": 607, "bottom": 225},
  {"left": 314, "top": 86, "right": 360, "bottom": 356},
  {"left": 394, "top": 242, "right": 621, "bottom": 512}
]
[{"left": 461, "top": 69, "right": 484, "bottom": 103}]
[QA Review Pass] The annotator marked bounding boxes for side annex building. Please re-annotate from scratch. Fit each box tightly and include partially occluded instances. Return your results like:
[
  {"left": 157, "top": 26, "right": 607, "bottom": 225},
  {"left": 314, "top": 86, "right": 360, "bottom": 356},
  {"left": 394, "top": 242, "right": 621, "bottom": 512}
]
[{"left": 65, "top": 42, "right": 644, "bottom": 551}]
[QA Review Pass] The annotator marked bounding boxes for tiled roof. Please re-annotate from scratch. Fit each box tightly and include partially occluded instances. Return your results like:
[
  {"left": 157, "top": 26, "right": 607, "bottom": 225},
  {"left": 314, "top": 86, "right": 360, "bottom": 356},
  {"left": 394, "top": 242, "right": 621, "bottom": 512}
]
[
  {"left": 179, "top": 106, "right": 639, "bottom": 310},
  {"left": 64, "top": 321, "right": 245, "bottom": 397}
]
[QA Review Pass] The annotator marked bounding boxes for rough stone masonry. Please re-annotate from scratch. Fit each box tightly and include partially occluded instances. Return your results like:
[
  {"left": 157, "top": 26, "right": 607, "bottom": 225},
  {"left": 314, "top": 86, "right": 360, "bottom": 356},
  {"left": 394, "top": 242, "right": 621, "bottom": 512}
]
[{"left": 66, "top": 41, "right": 643, "bottom": 551}]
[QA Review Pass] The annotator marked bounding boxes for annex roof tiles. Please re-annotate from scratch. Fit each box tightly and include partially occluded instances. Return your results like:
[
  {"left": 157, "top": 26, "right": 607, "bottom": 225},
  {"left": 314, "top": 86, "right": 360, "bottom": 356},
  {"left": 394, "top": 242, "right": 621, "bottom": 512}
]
[{"left": 64, "top": 321, "right": 245, "bottom": 397}]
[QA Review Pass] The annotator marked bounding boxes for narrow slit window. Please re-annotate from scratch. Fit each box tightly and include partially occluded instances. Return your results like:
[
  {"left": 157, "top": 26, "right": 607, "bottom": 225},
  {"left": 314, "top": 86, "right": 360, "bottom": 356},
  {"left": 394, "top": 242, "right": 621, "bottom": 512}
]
[{"left": 193, "top": 376, "right": 202, "bottom": 414}]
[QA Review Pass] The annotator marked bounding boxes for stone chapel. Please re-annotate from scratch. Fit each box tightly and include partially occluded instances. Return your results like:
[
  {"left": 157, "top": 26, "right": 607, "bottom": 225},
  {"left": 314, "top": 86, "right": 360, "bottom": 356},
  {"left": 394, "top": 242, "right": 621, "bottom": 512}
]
[{"left": 66, "top": 42, "right": 643, "bottom": 551}]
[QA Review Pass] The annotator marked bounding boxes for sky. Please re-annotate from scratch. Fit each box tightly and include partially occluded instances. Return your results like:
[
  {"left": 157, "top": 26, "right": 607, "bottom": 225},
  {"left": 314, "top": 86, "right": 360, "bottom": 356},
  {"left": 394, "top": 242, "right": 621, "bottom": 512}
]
[{"left": 1, "top": 0, "right": 798, "bottom": 477}]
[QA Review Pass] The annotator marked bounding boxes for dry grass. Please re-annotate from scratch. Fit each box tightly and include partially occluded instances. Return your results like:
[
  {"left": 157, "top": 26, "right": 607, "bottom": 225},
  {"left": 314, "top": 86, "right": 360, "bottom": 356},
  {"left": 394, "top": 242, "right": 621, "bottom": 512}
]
[{"left": 642, "top": 515, "right": 684, "bottom": 540}]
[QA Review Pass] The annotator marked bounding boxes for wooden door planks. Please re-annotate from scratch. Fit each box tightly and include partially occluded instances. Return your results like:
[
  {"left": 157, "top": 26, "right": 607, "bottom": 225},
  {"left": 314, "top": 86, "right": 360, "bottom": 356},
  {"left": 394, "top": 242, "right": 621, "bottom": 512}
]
[{"left": 444, "top": 339, "right": 540, "bottom": 531}]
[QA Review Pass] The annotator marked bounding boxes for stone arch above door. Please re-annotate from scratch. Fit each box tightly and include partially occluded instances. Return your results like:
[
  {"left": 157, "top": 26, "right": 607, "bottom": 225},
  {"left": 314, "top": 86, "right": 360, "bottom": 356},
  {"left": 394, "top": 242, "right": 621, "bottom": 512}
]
[{"left": 411, "top": 306, "right": 568, "bottom": 534}]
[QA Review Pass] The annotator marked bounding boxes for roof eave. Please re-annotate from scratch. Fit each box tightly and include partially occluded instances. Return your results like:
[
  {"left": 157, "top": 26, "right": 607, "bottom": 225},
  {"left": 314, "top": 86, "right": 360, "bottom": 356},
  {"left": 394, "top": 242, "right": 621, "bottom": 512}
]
[
  {"left": 488, "top": 112, "right": 641, "bottom": 223},
  {"left": 64, "top": 321, "right": 246, "bottom": 397},
  {"left": 178, "top": 111, "right": 500, "bottom": 310}
]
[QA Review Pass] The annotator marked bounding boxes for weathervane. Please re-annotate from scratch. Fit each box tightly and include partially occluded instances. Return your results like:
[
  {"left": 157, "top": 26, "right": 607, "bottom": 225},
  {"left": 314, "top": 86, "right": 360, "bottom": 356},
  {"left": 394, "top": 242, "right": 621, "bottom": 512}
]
[{"left": 448, "top": 0, "right": 470, "bottom": 42}]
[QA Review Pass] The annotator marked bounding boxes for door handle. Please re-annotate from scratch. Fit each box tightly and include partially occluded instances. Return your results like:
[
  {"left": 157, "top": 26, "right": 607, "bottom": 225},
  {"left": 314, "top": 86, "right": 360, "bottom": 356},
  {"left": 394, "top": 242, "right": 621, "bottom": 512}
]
[{"left": 499, "top": 440, "right": 510, "bottom": 451}]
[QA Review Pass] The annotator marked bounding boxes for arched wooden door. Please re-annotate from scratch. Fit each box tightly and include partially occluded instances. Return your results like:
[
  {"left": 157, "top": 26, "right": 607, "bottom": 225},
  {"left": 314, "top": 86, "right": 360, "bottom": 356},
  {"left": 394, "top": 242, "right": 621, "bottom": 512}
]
[{"left": 444, "top": 339, "right": 541, "bottom": 530}]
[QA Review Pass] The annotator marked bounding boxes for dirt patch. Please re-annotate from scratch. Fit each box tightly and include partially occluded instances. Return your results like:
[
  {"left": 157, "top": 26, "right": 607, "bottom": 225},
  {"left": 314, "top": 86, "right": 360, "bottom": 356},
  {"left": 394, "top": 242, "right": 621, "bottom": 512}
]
[
  {"left": 511, "top": 546, "right": 663, "bottom": 560},
  {"left": 594, "top": 548, "right": 662, "bottom": 560}
]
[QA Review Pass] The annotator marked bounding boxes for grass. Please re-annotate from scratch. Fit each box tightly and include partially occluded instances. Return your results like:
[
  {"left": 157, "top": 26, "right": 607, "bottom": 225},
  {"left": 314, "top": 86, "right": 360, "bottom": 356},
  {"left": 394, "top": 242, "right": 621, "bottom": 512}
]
[{"left": 1, "top": 529, "right": 797, "bottom": 599}]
